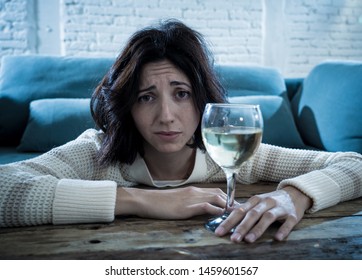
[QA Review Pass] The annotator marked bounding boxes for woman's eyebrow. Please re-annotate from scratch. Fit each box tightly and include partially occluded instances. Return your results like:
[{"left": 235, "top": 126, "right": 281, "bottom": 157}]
[
  {"left": 138, "top": 85, "right": 156, "bottom": 93},
  {"left": 170, "top": 81, "right": 192, "bottom": 88},
  {"left": 139, "top": 81, "right": 192, "bottom": 93}
]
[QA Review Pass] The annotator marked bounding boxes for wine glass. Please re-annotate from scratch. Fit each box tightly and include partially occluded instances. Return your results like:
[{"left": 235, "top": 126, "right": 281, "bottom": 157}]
[{"left": 201, "top": 103, "right": 263, "bottom": 232}]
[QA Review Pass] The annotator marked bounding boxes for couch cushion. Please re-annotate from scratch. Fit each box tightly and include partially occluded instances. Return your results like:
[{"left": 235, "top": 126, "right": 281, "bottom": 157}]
[
  {"left": 215, "top": 65, "right": 286, "bottom": 97},
  {"left": 0, "top": 147, "right": 41, "bottom": 165},
  {"left": 17, "top": 98, "right": 95, "bottom": 152},
  {"left": 0, "top": 55, "right": 113, "bottom": 146},
  {"left": 229, "top": 95, "right": 305, "bottom": 149},
  {"left": 291, "top": 61, "right": 362, "bottom": 153}
]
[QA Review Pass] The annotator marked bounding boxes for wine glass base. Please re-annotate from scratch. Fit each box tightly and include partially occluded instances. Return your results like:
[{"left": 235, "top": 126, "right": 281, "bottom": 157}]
[{"left": 205, "top": 213, "right": 231, "bottom": 232}]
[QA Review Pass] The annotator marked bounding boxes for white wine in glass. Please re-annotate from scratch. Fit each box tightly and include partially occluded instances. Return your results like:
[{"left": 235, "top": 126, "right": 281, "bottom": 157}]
[{"left": 201, "top": 103, "right": 263, "bottom": 232}]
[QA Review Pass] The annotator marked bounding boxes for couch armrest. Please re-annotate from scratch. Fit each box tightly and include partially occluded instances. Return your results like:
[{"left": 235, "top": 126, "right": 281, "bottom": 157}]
[{"left": 285, "top": 78, "right": 304, "bottom": 101}]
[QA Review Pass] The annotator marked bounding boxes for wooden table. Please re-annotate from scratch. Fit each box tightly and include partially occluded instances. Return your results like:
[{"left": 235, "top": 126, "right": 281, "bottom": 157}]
[{"left": 0, "top": 182, "right": 361, "bottom": 260}]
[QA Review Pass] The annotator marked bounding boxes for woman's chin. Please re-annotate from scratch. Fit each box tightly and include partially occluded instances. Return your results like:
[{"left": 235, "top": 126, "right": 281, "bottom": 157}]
[{"left": 153, "top": 144, "right": 188, "bottom": 155}]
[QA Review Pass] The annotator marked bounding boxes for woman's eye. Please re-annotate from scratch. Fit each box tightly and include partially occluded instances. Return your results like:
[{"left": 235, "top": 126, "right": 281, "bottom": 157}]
[
  {"left": 176, "top": 90, "right": 191, "bottom": 99},
  {"left": 137, "top": 94, "right": 154, "bottom": 103}
]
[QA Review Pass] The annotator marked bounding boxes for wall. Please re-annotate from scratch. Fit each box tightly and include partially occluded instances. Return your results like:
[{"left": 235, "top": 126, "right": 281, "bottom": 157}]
[
  {"left": 61, "top": 0, "right": 263, "bottom": 65},
  {"left": 0, "top": 0, "right": 36, "bottom": 56},
  {"left": 1, "top": 0, "right": 362, "bottom": 77},
  {"left": 283, "top": 0, "right": 362, "bottom": 76}
]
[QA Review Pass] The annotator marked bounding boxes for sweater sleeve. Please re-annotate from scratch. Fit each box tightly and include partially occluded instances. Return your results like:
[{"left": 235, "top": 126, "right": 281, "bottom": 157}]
[
  {"left": 241, "top": 144, "right": 362, "bottom": 213},
  {"left": 53, "top": 179, "right": 116, "bottom": 224},
  {"left": 0, "top": 129, "right": 118, "bottom": 227}
]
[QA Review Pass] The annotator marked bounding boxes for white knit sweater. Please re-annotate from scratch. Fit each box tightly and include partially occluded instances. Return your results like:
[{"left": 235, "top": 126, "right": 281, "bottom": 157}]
[{"left": 1, "top": 129, "right": 361, "bottom": 227}]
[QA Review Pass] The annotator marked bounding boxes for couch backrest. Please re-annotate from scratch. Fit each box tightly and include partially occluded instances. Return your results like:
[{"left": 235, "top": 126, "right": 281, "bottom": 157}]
[
  {"left": 215, "top": 65, "right": 287, "bottom": 97},
  {"left": 0, "top": 55, "right": 114, "bottom": 145},
  {"left": 291, "top": 61, "right": 362, "bottom": 153},
  {"left": 216, "top": 65, "right": 306, "bottom": 149},
  {"left": 0, "top": 55, "right": 306, "bottom": 151}
]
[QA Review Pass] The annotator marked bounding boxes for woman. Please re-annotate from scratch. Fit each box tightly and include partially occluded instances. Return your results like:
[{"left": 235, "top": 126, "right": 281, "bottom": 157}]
[{"left": 0, "top": 20, "right": 361, "bottom": 244}]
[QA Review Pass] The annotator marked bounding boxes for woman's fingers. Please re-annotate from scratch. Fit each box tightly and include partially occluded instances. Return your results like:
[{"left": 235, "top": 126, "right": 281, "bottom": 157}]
[
  {"left": 241, "top": 207, "right": 285, "bottom": 243},
  {"left": 230, "top": 199, "right": 275, "bottom": 242},
  {"left": 214, "top": 196, "right": 261, "bottom": 237},
  {"left": 214, "top": 207, "right": 246, "bottom": 236},
  {"left": 188, "top": 202, "right": 225, "bottom": 217},
  {"left": 274, "top": 214, "right": 299, "bottom": 241},
  {"left": 174, "top": 186, "right": 227, "bottom": 218}
]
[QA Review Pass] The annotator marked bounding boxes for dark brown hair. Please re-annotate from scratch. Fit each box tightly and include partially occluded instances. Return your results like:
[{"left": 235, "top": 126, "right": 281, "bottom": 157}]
[{"left": 91, "top": 19, "right": 226, "bottom": 166}]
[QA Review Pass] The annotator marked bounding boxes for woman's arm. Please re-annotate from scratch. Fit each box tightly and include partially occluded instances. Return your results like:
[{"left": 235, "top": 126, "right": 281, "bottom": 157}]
[
  {"left": 240, "top": 144, "right": 362, "bottom": 211},
  {"left": 0, "top": 129, "right": 117, "bottom": 227},
  {"left": 214, "top": 144, "right": 362, "bottom": 242},
  {"left": 115, "top": 186, "right": 226, "bottom": 219},
  {"left": 1, "top": 129, "right": 228, "bottom": 227}
]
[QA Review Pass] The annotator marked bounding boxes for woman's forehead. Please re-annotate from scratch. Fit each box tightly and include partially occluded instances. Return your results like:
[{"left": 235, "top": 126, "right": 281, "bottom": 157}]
[{"left": 139, "top": 60, "right": 191, "bottom": 86}]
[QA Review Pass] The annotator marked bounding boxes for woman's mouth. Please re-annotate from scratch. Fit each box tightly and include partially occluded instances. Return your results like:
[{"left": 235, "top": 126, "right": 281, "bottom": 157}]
[{"left": 155, "top": 131, "right": 181, "bottom": 141}]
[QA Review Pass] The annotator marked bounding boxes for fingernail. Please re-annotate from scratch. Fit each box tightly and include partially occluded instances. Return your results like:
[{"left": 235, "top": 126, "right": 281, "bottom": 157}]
[
  {"left": 245, "top": 233, "right": 256, "bottom": 243},
  {"left": 231, "top": 232, "right": 242, "bottom": 243},
  {"left": 275, "top": 232, "right": 284, "bottom": 241},
  {"left": 215, "top": 226, "right": 225, "bottom": 236}
]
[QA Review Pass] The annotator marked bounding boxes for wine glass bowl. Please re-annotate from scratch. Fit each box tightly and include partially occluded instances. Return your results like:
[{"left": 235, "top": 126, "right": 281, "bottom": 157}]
[{"left": 201, "top": 103, "right": 263, "bottom": 232}]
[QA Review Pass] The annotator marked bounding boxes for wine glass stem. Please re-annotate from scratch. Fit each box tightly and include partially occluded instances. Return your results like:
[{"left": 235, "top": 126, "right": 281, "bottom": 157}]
[{"left": 224, "top": 169, "right": 236, "bottom": 214}]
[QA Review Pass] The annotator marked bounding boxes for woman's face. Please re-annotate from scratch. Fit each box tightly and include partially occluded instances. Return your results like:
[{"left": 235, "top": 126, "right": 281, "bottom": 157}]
[{"left": 131, "top": 59, "right": 200, "bottom": 155}]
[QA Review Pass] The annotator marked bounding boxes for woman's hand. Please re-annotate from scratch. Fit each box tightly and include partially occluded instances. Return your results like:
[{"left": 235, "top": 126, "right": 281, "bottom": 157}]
[
  {"left": 215, "top": 186, "right": 312, "bottom": 243},
  {"left": 115, "top": 186, "right": 226, "bottom": 219}
]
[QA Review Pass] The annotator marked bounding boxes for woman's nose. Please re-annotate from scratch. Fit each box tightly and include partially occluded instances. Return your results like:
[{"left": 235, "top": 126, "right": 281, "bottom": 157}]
[{"left": 158, "top": 99, "right": 175, "bottom": 124}]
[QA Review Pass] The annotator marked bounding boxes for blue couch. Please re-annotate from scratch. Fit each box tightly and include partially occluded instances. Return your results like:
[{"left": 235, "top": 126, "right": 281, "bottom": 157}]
[{"left": 0, "top": 55, "right": 361, "bottom": 164}]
